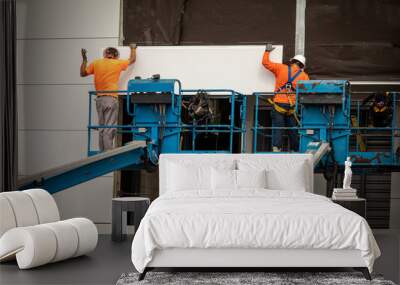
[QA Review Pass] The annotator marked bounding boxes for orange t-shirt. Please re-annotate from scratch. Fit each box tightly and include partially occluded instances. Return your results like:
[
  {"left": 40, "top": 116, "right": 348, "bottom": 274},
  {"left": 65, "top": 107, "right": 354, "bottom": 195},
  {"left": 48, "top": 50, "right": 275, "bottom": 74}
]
[
  {"left": 86, "top": 58, "right": 130, "bottom": 97},
  {"left": 262, "top": 51, "right": 309, "bottom": 104}
]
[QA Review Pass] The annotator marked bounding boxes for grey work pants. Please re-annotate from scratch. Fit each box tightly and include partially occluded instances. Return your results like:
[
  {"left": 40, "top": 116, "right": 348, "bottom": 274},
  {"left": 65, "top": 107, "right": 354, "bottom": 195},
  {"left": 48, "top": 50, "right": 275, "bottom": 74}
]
[{"left": 95, "top": 96, "right": 118, "bottom": 151}]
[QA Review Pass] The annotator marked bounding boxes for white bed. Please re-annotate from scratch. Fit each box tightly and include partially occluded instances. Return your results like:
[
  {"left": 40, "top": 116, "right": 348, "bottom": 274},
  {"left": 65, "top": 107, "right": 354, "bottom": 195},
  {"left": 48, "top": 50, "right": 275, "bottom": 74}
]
[{"left": 131, "top": 154, "right": 380, "bottom": 280}]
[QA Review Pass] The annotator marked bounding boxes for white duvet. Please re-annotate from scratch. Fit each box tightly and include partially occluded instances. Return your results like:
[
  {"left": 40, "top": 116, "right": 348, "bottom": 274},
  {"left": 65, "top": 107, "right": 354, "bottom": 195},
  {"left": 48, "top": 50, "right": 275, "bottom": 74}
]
[{"left": 131, "top": 190, "right": 380, "bottom": 273}]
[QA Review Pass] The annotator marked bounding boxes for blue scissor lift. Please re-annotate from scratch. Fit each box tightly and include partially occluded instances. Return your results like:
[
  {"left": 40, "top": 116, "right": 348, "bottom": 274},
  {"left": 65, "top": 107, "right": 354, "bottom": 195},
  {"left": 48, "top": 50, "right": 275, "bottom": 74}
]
[
  {"left": 253, "top": 80, "right": 400, "bottom": 208},
  {"left": 18, "top": 78, "right": 247, "bottom": 193},
  {"left": 115, "top": 78, "right": 247, "bottom": 158},
  {"left": 253, "top": 80, "right": 400, "bottom": 167},
  {"left": 18, "top": 78, "right": 399, "bottom": 196}
]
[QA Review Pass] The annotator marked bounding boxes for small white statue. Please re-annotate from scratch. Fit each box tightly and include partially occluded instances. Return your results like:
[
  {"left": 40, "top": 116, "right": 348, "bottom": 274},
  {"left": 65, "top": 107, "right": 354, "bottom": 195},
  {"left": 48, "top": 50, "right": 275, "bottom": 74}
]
[{"left": 343, "top": 157, "right": 353, "bottom": 189}]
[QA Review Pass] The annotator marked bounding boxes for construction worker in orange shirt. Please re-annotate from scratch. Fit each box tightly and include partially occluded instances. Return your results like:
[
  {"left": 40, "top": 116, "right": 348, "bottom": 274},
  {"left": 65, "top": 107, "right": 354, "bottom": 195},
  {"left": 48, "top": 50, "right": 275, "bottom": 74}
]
[
  {"left": 262, "top": 43, "right": 309, "bottom": 152},
  {"left": 80, "top": 44, "right": 137, "bottom": 151}
]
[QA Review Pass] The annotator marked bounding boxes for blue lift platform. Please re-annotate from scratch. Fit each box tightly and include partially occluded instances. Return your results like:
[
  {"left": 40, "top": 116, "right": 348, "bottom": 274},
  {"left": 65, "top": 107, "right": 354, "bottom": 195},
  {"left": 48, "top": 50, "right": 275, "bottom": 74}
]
[
  {"left": 18, "top": 78, "right": 247, "bottom": 193},
  {"left": 18, "top": 78, "right": 400, "bottom": 194},
  {"left": 253, "top": 80, "right": 400, "bottom": 169},
  {"left": 17, "top": 78, "right": 399, "bottom": 228}
]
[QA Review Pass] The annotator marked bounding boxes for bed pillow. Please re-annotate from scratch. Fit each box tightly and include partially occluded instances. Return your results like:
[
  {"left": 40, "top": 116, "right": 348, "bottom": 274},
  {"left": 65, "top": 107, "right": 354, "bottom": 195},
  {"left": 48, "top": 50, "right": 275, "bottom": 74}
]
[
  {"left": 211, "top": 168, "right": 237, "bottom": 190},
  {"left": 166, "top": 160, "right": 236, "bottom": 192},
  {"left": 237, "top": 159, "right": 308, "bottom": 191},
  {"left": 236, "top": 169, "right": 267, "bottom": 189},
  {"left": 266, "top": 162, "right": 307, "bottom": 191},
  {"left": 166, "top": 162, "right": 212, "bottom": 191},
  {"left": 211, "top": 168, "right": 268, "bottom": 190}
]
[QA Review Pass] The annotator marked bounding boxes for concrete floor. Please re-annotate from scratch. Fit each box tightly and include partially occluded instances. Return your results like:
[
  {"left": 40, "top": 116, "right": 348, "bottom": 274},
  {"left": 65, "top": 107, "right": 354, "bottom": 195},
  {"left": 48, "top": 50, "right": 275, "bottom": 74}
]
[
  {"left": 373, "top": 229, "right": 400, "bottom": 284},
  {"left": 1, "top": 231, "right": 399, "bottom": 285},
  {"left": 0, "top": 235, "right": 134, "bottom": 285}
]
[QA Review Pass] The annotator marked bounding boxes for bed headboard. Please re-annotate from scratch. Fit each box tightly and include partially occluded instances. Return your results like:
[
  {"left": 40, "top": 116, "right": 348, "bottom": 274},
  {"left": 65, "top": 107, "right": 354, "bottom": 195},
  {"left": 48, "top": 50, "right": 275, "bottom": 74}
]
[{"left": 159, "top": 153, "right": 314, "bottom": 196}]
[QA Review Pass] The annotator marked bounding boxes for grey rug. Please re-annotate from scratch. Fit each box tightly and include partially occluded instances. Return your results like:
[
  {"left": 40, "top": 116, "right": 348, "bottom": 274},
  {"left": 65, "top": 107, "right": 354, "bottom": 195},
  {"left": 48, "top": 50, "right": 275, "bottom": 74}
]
[{"left": 116, "top": 272, "right": 396, "bottom": 285}]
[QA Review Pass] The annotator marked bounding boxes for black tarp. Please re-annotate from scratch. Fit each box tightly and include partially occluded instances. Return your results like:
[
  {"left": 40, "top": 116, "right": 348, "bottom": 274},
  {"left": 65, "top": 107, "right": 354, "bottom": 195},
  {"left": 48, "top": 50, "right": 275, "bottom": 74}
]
[
  {"left": 123, "top": 0, "right": 186, "bottom": 45},
  {"left": 123, "top": 0, "right": 296, "bottom": 61},
  {"left": 123, "top": 0, "right": 400, "bottom": 79},
  {"left": 306, "top": 0, "right": 400, "bottom": 79}
]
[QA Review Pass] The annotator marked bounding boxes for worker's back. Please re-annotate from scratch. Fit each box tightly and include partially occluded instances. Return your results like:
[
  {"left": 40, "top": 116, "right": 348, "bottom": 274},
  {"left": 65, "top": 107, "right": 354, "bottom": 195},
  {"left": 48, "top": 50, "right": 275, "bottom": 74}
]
[
  {"left": 272, "top": 64, "right": 309, "bottom": 104},
  {"left": 262, "top": 51, "right": 309, "bottom": 104},
  {"left": 86, "top": 58, "right": 129, "bottom": 94},
  {"left": 273, "top": 64, "right": 309, "bottom": 91}
]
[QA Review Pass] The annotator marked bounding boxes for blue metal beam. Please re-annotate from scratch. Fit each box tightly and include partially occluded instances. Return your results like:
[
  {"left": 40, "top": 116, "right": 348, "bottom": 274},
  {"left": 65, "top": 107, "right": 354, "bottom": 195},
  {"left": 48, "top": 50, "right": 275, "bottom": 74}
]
[{"left": 18, "top": 145, "right": 145, "bottom": 194}]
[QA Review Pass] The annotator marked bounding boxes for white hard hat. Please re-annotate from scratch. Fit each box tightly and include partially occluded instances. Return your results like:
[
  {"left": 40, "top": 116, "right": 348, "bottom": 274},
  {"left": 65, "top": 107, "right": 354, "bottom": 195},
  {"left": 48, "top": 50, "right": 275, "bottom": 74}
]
[{"left": 291, "top": 54, "right": 306, "bottom": 67}]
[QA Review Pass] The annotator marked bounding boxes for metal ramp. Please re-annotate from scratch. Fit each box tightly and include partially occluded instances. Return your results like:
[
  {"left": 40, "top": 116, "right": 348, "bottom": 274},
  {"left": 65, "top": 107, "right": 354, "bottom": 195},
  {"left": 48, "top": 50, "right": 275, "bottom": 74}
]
[{"left": 17, "top": 141, "right": 146, "bottom": 194}]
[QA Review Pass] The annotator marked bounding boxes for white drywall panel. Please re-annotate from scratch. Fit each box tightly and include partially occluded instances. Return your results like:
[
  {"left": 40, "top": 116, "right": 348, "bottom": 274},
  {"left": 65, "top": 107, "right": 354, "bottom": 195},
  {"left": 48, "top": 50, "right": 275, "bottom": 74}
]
[
  {"left": 16, "top": 0, "right": 120, "bottom": 39},
  {"left": 18, "top": 42, "right": 281, "bottom": 91},
  {"left": 53, "top": 176, "right": 113, "bottom": 223},
  {"left": 17, "top": 38, "right": 119, "bottom": 84},
  {"left": 17, "top": 84, "right": 96, "bottom": 131},
  {"left": 17, "top": 130, "right": 106, "bottom": 176},
  {"left": 118, "top": 45, "right": 282, "bottom": 94}
]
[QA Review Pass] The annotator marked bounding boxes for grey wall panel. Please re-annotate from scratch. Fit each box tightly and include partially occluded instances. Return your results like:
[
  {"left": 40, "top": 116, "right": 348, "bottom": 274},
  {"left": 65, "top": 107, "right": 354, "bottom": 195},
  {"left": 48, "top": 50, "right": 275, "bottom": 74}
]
[
  {"left": 18, "top": 130, "right": 86, "bottom": 175},
  {"left": 16, "top": 0, "right": 120, "bottom": 231},
  {"left": 53, "top": 176, "right": 113, "bottom": 223},
  {"left": 390, "top": 199, "right": 400, "bottom": 229},
  {"left": 17, "top": 85, "right": 97, "bottom": 131},
  {"left": 17, "top": 38, "right": 119, "bottom": 84},
  {"left": 17, "top": 0, "right": 120, "bottom": 39},
  {"left": 313, "top": 173, "right": 327, "bottom": 196},
  {"left": 17, "top": 131, "right": 27, "bottom": 175},
  {"left": 391, "top": 173, "right": 399, "bottom": 228},
  {"left": 17, "top": 130, "right": 107, "bottom": 176},
  {"left": 392, "top": 173, "right": 400, "bottom": 199}
]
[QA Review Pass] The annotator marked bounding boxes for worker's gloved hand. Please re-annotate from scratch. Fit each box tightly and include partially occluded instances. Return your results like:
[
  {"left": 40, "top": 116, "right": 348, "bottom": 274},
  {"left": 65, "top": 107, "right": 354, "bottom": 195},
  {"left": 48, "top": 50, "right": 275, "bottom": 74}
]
[
  {"left": 265, "top": 43, "right": 275, "bottom": 52},
  {"left": 81, "top": 48, "right": 87, "bottom": 61},
  {"left": 130, "top": 43, "right": 137, "bottom": 49}
]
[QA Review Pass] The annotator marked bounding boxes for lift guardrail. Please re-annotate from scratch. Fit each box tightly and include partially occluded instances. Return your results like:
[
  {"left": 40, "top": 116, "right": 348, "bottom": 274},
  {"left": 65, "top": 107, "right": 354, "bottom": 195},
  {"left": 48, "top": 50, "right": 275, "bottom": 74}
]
[
  {"left": 87, "top": 81, "right": 247, "bottom": 156},
  {"left": 252, "top": 83, "right": 400, "bottom": 168}
]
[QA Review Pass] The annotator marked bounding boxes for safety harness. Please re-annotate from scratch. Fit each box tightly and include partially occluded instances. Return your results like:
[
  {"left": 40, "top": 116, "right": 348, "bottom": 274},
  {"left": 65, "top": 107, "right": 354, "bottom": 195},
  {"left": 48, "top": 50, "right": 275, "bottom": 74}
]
[
  {"left": 276, "top": 65, "right": 303, "bottom": 94},
  {"left": 372, "top": 105, "right": 388, "bottom": 113},
  {"left": 268, "top": 65, "right": 303, "bottom": 117}
]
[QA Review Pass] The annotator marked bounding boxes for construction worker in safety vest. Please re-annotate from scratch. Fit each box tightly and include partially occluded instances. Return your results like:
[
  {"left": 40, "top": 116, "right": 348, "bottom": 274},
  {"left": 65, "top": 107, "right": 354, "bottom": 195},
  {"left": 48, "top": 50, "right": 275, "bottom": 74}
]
[
  {"left": 80, "top": 44, "right": 137, "bottom": 151},
  {"left": 262, "top": 43, "right": 309, "bottom": 152}
]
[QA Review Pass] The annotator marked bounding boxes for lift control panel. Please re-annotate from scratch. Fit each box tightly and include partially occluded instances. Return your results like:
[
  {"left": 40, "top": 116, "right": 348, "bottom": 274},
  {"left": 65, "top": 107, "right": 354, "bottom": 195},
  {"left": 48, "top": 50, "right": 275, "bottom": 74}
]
[{"left": 297, "top": 80, "right": 351, "bottom": 164}]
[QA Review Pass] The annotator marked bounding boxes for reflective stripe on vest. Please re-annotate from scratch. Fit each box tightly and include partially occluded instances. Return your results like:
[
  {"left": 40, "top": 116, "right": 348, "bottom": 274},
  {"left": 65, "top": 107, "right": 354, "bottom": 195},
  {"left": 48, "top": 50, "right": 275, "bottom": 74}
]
[{"left": 267, "top": 98, "right": 295, "bottom": 115}]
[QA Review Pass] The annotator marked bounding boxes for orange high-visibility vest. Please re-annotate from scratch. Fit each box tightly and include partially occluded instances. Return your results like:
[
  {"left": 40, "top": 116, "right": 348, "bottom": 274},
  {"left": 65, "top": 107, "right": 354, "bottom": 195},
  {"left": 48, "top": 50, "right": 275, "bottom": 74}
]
[{"left": 262, "top": 51, "right": 309, "bottom": 105}]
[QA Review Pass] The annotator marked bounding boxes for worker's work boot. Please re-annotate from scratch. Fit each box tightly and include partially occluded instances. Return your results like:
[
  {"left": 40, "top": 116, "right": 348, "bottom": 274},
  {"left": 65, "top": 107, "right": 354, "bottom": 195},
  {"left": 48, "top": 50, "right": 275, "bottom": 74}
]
[{"left": 272, "top": 146, "right": 281, "bottom": 152}]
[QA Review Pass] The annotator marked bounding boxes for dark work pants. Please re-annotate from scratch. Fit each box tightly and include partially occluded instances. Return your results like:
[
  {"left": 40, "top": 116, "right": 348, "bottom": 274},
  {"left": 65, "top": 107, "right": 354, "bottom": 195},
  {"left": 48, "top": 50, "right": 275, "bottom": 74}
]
[{"left": 272, "top": 104, "right": 299, "bottom": 151}]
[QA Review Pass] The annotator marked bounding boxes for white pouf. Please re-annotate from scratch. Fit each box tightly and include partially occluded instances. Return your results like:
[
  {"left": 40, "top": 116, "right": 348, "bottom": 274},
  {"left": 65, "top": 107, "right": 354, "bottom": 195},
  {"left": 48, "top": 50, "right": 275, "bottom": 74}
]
[
  {"left": 64, "top": 218, "right": 98, "bottom": 257},
  {"left": 24, "top": 188, "right": 60, "bottom": 223},
  {"left": 0, "top": 196, "right": 17, "bottom": 237},
  {"left": 42, "top": 221, "right": 79, "bottom": 262},
  {"left": 0, "top": 226, "right": 57, "bottom": 269},
  {"left": 1, "top": 191, "right": 39, "bottom": 227},
  {"left": 0, "top": 218, "right": 97, "bottom": 269},
  {"left": 0, "top": 189, "right": 98, "bottom": 269}
]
